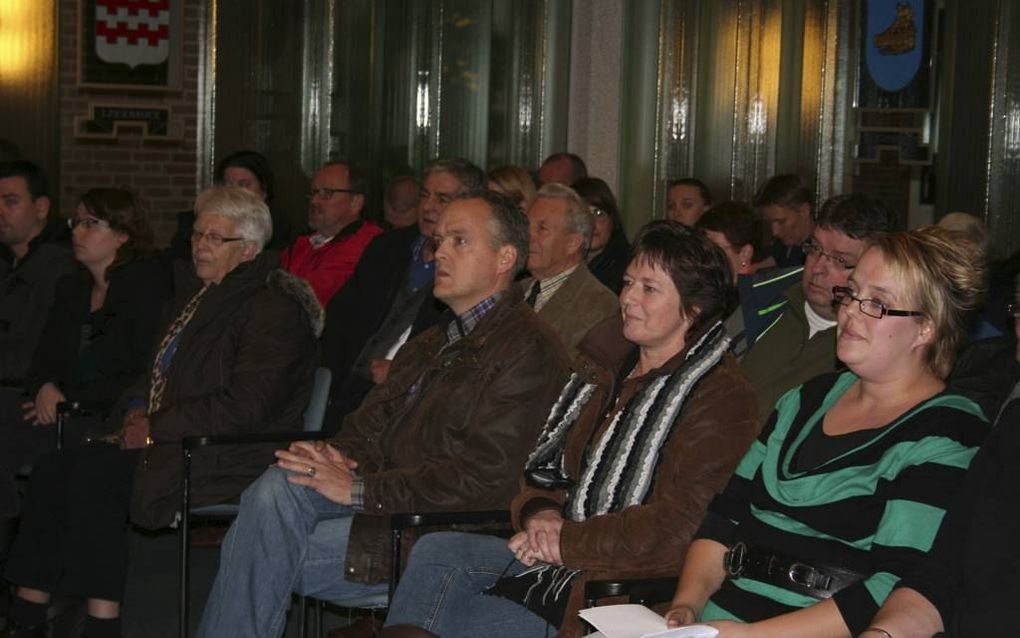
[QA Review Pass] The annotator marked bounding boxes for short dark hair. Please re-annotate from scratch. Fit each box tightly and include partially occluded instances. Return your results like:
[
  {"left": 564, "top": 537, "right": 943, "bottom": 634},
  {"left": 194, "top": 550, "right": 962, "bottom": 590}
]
[
  {"left": 322, "top": 160, "right": 369, "bottom": 195},
  {"left": 425, "top": 158, "right": 486, "bottom": 193},
  {"left": 542, "top": 152, "right": 588, "bottom": 184},
  {"left": 753, "top": 174, "right": 812, "bottom": 210},
  {"left": 215, "top": 150, "right": 275, "bottom": 202},
  {"left": 0, "top": 160, "right": 49, "bottom": 200},
  {"left": 630, "top": 220, "right": 733, "bottom": 332},
  {"left": 697, "top": 201, "right": 761, "bottom": 255},
  {"left": 815, "top": 193, "right": 901, "bottom": 239},
  {"left": 667, "top": 177, "right": 712, "bottom": 206},
  {"left": 458, "top": 189, "right": 530, "bottom": 277},
  {"left": 79, "top": 188, "right": 155, "bottom": 277}
]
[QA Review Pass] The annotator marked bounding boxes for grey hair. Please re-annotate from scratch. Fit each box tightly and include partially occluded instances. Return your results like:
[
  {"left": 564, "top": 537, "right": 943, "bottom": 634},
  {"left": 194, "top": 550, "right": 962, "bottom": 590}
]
[
  {"left": 535, "top": 182, "right": 594, "bottom": 255},
  {"left": 194, "top": 186, "right": 273, "bottom": 251},
  {"left": 424, "top": 157, "right": 486, "bottom": 193}
]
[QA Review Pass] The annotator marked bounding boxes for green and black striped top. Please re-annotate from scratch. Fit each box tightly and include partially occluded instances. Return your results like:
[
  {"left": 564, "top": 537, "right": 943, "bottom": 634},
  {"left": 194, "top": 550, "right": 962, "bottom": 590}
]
[{"left": 696, "top": 371, "right": 988, "bottom": 634}]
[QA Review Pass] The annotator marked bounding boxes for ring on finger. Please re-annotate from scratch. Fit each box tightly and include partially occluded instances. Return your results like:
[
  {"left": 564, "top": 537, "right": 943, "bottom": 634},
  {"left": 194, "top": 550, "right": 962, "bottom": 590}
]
[{"left": 305, "top": 465, "right": 316, "bottom": 477}]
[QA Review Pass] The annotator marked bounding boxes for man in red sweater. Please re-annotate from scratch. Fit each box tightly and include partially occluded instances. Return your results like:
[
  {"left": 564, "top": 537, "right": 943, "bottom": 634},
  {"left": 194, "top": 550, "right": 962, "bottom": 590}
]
[{"left": 281, "top": 162, "right": 383, "bottom": 306}]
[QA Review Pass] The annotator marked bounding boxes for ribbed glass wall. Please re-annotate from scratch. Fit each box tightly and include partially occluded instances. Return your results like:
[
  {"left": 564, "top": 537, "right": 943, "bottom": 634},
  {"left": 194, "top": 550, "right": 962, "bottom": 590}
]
[{"left": 207, "top": 0, "right": 570, "bottom": 224}]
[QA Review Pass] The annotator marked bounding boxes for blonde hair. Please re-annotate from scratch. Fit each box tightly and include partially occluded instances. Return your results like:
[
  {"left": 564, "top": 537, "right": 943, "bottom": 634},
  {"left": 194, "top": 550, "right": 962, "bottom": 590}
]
[
  {"left": 865, "top": 226, "right": 987, "bottom": 379},
  {"left": 936, "top": 212, "right": 991, "bottom": 255},
  {"left": 194, "top": 186, "right": 273, "bottom": 250},
  {"left": 488, "top": 165, "right": 537, "bottom": 211}
]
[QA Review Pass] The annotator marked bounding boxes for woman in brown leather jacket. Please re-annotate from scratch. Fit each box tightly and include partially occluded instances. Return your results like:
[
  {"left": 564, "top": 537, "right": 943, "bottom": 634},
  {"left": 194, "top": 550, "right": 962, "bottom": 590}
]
[{"left": 382, "top": 220, "right": 761, "bottom": 638}]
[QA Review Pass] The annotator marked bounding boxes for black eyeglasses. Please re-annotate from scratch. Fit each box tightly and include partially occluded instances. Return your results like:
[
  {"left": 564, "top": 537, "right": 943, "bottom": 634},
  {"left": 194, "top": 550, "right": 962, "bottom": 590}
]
[
  {"left": 68, "top": 217, "right": 110, "bottom": 231},
  {"left": 307, "top": 187, "right": 359, "bottom": 200},
  {"left": 802, "top": 239, "right": 856, "bottom": 270},
  {"left": 589, "top": 206, "right": 609, "bottom": 218},
  {"left": 832, "top": 286, "right": 924, "bottom": 319},
  {"left": 191, "top": 229, "right": 245, "bottom": 248}
]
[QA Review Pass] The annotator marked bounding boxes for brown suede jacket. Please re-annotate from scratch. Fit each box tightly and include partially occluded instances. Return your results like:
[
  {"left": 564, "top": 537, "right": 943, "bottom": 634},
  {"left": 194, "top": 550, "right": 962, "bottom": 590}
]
[
  {"left": 511, "top": 315, "right": 761, "bottom": 638},
  {"left": 520, "top": 263, "right": 619, "bottom": 360},
  {"left": 334, "top": 287, "right": 570, "bottom": 583}
]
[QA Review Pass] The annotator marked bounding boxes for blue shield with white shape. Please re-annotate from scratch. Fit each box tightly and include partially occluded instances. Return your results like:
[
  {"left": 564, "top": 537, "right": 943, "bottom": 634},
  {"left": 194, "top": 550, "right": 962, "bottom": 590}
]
[{"left": 865, "top": 0, "right": 923, "bottom": 92}]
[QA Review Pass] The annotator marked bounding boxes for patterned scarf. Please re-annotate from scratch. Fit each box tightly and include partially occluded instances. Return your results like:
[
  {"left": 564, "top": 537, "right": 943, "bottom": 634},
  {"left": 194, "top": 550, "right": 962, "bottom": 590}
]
[
  {"left": 148, "top": 285, "right": 209, "bottom": 412},
  {"left": 525, "top": 321, "right": 731, "bottom": 521}
]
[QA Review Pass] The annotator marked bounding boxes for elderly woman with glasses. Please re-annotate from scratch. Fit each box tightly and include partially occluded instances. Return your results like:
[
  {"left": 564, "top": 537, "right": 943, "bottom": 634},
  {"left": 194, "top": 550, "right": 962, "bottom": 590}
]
[
  {"left": 2, "top": 187, "right": 322, "bottom": 638},
  {"left": 665, "top": 226, "right": 990, "bottom": 638}
]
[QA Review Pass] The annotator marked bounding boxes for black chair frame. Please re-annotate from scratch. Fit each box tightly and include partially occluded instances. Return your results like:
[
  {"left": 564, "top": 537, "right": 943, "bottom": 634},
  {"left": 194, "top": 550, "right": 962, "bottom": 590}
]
[{"left": 179, "top": 429, "right": 331, "bottom": 638}]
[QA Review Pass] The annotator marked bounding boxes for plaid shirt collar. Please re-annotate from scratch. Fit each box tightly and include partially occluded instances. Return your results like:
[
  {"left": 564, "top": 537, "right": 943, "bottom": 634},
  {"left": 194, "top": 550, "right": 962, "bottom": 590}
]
[{"left": 445, "top": 291, "right": 503, "bottom": 347}]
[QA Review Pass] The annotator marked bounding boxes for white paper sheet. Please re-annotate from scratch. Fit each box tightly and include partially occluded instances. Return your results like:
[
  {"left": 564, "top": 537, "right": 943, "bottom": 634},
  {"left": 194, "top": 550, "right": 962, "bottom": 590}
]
[{"left": 578, "top": 604, "right": 719, "bottom": 638}]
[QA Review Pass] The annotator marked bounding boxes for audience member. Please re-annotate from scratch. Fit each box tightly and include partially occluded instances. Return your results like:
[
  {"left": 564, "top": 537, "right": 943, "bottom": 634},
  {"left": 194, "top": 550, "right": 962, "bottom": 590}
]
[
  {"left": 521, "top": 183, "right": 618, "bottom": 358},
  {"left": 2, "top": 186, "right": 321, "bottom": 638},
  {"left": 666, "top": 177, "right": 712, "bottom": 226},
  {"left": 281, "top": 161, "right": 383, "bottom": 306},
  {"left": 320, "top": 158, "right": 486, "bottom": 428},
  {"left": 0, "top": 161, "right": 75, "bottom": 385},
  {"left": 383, "top": 175, "right": 421, "bottom": 229},
  {"left": 0, "top": 188, "right": 169, "bottom": 518},
  {"left": 866, "top": 279, "right": 1019, "bottom": 638},
  {"left": 936, "top": 211, "right": 1000, "bottom": 341},
  {"left": 666, "top": 226, "right": 989, "bottom": 637},
  {"left": 382, "top": 221, "right": 759, "bottom": 638},
  {"left": 740, "top": 193, "right": 898, "bottom": 417},
  {"left": 697, "top": 201, "right": 763, "bottom": 357},
  {"left": 168, "top": 150, "right": 293, "bottom": 258},
  {"left": 488, "top": 165, "right": 537, "bottom": 212},
  {"left": 537, "top": 152, "right": 587, "bottom": 186},
  {"left": 196, "top": 191, "right": 569, "bottom": 638},
  {"left": 573, "top": 177, "right": 631, "bottom": 293},
  {"left": 936, "top": 211, "right": 991, "bottom": 254},
  {"left": 753, "top": 173, "right": 814, "bottom": 268}
]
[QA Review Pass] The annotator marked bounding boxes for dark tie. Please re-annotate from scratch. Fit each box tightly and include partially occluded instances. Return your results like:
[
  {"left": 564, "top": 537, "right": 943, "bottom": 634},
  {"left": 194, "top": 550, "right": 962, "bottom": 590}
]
[{"left": 526, "top": 281, "right": 541, "bottom": 307}]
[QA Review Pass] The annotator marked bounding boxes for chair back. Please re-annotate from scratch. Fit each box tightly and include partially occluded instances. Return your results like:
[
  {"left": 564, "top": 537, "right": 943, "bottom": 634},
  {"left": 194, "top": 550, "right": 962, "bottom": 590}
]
[{"left": 302, "top": 367, "right": 332, "bottom": 432}]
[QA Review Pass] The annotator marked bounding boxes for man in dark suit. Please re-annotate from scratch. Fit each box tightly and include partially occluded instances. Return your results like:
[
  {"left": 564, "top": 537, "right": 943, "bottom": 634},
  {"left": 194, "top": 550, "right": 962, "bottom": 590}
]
[{"left": 320, "top": 158, "right": 486, "bottom": 429}]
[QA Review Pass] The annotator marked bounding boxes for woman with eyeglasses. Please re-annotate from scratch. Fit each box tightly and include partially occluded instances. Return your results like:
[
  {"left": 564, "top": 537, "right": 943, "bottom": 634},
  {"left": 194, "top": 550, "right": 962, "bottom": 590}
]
[
  {"left": 0, "top": 189, "right": 168, "bottom": 516},
  {"left": 2, "top": 187, "right": 321, "bottom": 638},
  {"left": 572, "top": 177, "right": 630, "bottom": 293},
  {"left": 865, "top": 279, "right": 1020, "bottom": 638},
  {"left": 665, "top": 226, "right": 990, "bottom": 638}
]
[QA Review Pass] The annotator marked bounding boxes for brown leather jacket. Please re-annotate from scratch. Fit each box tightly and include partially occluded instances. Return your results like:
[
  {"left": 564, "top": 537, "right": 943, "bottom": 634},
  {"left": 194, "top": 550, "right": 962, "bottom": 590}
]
[
  {"left": 511, "top": 315, "right": 761, "bottom": 638},
  {"left": 334, "top": 287, "right": 570, "bottom": 583}
]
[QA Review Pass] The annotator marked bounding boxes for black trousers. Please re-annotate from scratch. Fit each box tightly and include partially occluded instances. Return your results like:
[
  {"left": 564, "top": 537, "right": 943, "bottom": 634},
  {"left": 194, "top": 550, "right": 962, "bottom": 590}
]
[
  {"left": 0, "top": 387, "right": 101, "bottom": 516},
  {"left": 4, "top": 443, "right": 141, "bottom": 602}
]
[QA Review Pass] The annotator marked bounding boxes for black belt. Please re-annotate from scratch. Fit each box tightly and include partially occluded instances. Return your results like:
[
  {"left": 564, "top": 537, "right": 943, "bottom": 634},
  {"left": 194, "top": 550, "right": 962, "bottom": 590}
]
[{"left": 723, "top": 541, "right": 865, "bottom": 599}]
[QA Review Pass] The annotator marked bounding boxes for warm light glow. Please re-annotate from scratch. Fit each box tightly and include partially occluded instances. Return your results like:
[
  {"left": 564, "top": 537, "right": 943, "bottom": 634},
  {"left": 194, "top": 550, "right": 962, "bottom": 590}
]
[{"left": 0, "top": 0, "right": 53, "bottom": 83}]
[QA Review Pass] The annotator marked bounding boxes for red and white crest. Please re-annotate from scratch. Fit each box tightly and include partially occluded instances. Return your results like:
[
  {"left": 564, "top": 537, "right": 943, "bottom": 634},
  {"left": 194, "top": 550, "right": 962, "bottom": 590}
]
[{"left": 94, "top": 0, "right": 171, "bottom": 69}]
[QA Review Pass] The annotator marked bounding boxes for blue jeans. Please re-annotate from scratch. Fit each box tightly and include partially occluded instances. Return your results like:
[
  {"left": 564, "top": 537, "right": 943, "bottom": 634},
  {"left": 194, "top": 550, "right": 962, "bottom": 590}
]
[
  {"left": 384, "top": 531, "right": 554, "bottom": 638},
  {"left": 196, "top": 467, "right": 388, "bottom": 638}
]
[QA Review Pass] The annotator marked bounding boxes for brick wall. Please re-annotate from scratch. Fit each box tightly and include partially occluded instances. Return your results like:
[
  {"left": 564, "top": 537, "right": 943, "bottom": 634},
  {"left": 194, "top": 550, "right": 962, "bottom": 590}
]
[{"left": 58, "top": 0, "right": 201, "bottom": 246}]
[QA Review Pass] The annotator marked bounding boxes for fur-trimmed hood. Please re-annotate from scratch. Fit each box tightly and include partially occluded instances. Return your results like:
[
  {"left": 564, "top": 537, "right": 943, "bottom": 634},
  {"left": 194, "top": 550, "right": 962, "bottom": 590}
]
[{"left": 267, "top": 268, "right": 325, "bottom": 338}]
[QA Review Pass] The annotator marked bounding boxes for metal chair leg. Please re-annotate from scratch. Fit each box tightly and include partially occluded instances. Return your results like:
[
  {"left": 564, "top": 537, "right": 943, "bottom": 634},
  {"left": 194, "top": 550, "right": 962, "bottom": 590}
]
[
  {"left": 315, "top": 599, "right": 323, "bottom": 638},
  {"left": 180, "top": 449, "right": 193, "bottom": 638}
]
